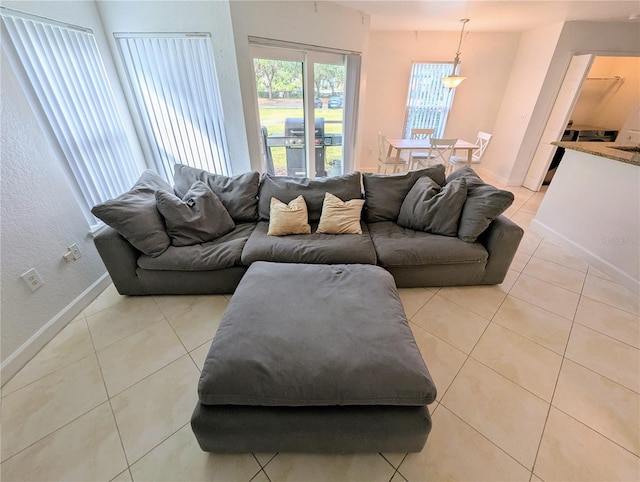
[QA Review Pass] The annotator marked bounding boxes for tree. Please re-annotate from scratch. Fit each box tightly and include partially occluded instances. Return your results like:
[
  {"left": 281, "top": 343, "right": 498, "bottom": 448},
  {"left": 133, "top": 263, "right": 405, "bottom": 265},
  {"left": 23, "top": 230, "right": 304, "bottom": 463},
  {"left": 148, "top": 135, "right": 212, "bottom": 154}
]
[
  {"left": 314, "top": 64, "right": 344, "bottom": 96},
  {"left": 254, "top": 59, "right": 279, "bottom": 99},
  {"left": 254, "top": 59, "right": 303, "bottom": 98}
]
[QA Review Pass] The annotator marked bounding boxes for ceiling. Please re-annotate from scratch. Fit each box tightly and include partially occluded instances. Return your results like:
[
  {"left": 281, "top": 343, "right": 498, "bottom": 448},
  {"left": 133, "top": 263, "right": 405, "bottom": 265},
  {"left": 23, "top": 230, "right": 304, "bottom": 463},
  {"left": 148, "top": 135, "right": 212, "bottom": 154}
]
[{"left": 331, "top": 1, "right": 640, "bottom": 32}]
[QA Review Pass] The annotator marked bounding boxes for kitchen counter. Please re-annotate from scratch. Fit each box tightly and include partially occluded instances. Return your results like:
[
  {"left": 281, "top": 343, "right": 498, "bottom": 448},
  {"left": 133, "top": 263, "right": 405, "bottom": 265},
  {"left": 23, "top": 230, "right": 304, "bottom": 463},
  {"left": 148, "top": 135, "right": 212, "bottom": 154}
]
[{"left": 553, "top": 141, "right": 640, "bottom": 166}]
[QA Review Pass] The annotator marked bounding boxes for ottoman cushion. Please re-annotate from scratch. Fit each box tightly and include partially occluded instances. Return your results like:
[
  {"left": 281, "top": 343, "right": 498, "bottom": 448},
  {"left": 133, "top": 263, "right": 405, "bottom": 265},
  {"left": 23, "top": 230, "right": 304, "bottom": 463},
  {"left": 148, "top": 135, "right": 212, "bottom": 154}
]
[{"left": 198, "top": 262, "right": 436, "bottom": 407}]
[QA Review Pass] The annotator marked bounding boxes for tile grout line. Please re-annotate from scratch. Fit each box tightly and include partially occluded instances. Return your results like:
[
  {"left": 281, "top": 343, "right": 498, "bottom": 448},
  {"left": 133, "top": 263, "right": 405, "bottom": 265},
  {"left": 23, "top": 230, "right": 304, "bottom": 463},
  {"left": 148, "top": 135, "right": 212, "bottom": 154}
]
[
  {"left": 528, "top": 271, "right": 581, "bottom": 479},
  {"left": 85, "top": 315, "right": 132, "bottom": 472},
  {"left": 571, "top": 311, "right": 640, "bottom": 351}
]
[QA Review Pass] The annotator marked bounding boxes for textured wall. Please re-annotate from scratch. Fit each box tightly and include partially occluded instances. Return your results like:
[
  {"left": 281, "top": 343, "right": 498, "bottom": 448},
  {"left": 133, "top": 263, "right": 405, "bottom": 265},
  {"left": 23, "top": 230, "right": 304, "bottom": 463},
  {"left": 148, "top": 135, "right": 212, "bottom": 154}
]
[{"left": 1, "top": 52, "right": 106, "bottom": 365}]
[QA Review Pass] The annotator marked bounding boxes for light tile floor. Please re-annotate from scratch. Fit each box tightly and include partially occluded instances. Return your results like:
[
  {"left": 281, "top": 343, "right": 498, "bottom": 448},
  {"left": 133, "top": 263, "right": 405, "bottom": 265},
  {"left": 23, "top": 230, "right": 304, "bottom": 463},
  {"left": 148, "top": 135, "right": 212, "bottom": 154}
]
[{"left": 2, "top": 186, "right": 639, "bottom": 481}]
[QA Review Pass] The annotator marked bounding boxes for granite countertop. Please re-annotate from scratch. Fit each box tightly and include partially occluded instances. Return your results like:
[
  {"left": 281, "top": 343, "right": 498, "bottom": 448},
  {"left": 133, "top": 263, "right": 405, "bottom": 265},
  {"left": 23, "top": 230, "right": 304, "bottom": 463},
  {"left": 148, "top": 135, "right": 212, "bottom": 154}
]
[{"left": 552, "top": 141, "right": 640, "bottom": 166}]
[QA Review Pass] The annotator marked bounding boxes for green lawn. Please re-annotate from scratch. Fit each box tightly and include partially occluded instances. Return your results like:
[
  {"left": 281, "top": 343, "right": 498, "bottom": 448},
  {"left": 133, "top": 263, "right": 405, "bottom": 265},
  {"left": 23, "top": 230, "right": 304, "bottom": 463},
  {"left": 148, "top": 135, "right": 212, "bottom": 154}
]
[{"left": 259, "top": 106, "right": 343, "bottom": 174}]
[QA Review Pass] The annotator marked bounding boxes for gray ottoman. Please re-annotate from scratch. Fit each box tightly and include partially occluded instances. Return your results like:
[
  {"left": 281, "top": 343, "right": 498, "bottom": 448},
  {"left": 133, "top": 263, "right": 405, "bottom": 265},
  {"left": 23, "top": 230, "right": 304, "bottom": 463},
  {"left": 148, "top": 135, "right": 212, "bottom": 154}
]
[{"left": 191, "top": 261, "right": 437, "bottom": 453}]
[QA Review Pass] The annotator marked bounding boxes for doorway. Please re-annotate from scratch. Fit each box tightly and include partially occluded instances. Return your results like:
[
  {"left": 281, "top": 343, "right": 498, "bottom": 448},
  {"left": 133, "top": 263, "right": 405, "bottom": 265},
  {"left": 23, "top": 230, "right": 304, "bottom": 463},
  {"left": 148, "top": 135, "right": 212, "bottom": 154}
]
[
  {"left": 250, "top": 43, "right": 350, "bottom": 178},
  {"left": 523, "top": 54, "right": 640, "bottom": 190}
]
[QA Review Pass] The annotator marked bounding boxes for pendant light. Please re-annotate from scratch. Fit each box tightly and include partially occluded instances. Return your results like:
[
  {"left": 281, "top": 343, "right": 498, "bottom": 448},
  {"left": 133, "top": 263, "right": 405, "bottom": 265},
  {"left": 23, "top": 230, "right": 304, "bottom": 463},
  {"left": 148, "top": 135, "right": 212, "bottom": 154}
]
[{"left": 442, "top": 18, "right": 470, "bottom": 89}]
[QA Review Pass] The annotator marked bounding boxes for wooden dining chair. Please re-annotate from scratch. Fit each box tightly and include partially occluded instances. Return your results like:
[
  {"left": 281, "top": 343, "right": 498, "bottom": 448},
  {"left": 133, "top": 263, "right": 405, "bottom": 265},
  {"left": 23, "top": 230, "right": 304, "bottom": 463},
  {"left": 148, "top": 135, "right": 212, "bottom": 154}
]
[
  {"left": 377, "top": 132, "right": 408, "bottom": 174},
  {"left": 413, "top": 138, "right": 457, "bottom": 169},
  {"left": 448, "top": 131, "right": 492, "bottom": 174},
  {"left": 408, "top": 128, "right": 435, "bottom": 169}
]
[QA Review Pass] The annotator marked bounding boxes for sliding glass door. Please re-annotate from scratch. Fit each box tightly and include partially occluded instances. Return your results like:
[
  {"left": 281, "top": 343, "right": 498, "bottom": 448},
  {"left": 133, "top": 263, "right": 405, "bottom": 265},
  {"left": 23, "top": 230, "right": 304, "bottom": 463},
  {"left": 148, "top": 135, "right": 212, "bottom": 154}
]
[{"left": 251, "top": 44, "right": 351, "bottom": 178}]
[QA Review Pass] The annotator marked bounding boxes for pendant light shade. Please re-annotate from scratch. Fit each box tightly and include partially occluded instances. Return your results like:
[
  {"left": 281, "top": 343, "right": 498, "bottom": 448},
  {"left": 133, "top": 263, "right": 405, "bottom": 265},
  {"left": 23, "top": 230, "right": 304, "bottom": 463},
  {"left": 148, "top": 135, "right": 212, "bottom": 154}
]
[{"left": 442, "top": 19, "right": 469, "bottom": 89}]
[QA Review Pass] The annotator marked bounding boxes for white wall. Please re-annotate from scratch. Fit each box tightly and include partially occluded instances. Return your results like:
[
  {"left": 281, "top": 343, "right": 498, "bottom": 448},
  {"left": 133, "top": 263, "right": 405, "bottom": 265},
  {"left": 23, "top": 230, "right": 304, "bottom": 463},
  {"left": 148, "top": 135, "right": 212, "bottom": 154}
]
[
  {"left": 481, "top": 22, "right": 564, "bottom": 185},
  {"left": 486, "top": 21, "right": 640, "bottom": 186},
  {"left": 96, "top": 0, "right": 251, "bottom": 174},
  {"left": 0, "top": 1, "right": 117, "bottom": 381},
  {"left": 229, "top": 0, "right": 370, "bottom": 172},
  {"left": 360, "top": 29, "right": 520, "bottom": 171},
  {"left": 532, "top": 149, "right": 640, "bottom": 294},
  {"left": 570, "top": 56, "right": 640, "bottom": 133}
]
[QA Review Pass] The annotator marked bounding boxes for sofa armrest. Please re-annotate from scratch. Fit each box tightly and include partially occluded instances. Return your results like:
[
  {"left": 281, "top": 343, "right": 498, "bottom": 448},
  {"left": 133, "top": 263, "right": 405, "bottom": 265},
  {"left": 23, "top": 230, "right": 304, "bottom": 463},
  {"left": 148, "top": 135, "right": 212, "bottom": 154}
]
[
  {"left": 94, "top": 226, "right": 147, "bottom": 295},
  {"left": 477, "top": 215, "right": 524, "bottom": 285}
]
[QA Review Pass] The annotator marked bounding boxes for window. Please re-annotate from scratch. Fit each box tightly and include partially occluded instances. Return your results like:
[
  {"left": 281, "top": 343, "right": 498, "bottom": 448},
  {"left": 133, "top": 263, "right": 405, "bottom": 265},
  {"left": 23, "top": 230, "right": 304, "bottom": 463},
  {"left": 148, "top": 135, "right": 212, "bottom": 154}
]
[
  {"left": 1, "top": 8, "right": 140, "bottom": 228},
  {"left": 403, "top": 62, "right": 457, "bottom": 138},
  {"left": 115, "top": 34, "right": 230, "bottom": 179},
  {"left": 250, "top": 38, "right": 361, "bottom": 178}
]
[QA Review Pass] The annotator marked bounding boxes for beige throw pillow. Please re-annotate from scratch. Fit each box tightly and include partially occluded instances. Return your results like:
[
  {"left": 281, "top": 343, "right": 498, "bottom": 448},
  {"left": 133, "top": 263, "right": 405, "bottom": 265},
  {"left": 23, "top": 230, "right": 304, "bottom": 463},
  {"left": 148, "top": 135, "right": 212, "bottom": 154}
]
[
  {"left": 267, "top": 195, "right": 311, "bottom": 236},
  {"left": 317, "top": 192, "right": 365, "bottom": 235}
]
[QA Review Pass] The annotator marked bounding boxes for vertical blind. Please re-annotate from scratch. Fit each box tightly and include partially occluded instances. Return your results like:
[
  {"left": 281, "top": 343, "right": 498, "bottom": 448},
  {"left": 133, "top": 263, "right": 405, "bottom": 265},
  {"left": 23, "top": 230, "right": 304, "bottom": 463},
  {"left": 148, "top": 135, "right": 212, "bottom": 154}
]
[
  {"left": 342, "top": 53, "right": 361, "bottom": 174},
  {"left": 403, "top": 62, "right": 456, "bottom": 138},
  {"left": 1, "top": 9, "right": 140, "bottom": 226},
  {"left": 115, "top": 34, "right": 230, "bottom": 179}
]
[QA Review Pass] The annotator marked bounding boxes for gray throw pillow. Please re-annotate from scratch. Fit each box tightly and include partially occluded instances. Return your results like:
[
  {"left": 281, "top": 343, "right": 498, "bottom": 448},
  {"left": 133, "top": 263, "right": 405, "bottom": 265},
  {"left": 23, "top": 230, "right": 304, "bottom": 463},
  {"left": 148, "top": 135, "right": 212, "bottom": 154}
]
[
  {"left": 258, "top": 172, "right": 362, "bottom": 222},
  {"left": 362, "top": 165, "right": 447, "bottom": 223},
  {"left": 91, "top": 170, "right": 172, "bottom": 257},
  {"left": 155, "top": 181, "right": 235, "bottom": 247},
  {"left": 397, "top": 177, "right": 468, "bottom": 236},
  {"left": 446, "top": 167, "right": 514, "bottom": 242},
  {"left": 173, "top": 164, "right": 259, "bottom": 222}
]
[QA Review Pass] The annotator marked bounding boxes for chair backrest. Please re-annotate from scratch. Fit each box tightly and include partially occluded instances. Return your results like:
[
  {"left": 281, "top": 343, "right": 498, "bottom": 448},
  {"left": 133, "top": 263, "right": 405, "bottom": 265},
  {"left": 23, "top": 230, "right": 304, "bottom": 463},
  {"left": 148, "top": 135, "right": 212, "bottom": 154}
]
[
  {"left": 377, "top": 131, "right": 388, "bottom": 160},
  {"left": 428, "top": 138, "right": 457, "bottom": 165},
  {"left": 410, "top": 128, "right": 434, "bottom": 140},
  {"left": 261, "top": 126, "right": 275, "bottom": 175},
  {"left": 473, "top": 131, "right": 493, "bottom": 162}
]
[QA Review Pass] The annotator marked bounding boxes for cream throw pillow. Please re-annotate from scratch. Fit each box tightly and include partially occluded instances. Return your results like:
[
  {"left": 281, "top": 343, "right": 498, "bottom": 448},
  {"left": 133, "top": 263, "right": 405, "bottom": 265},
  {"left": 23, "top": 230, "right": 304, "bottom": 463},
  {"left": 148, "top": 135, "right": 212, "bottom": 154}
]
[
  {"left": 267, "top": 195, "right": 311, "bottom": 236},
  {"left": 317, "top": 192, "right": 365, "bottom": 235}
]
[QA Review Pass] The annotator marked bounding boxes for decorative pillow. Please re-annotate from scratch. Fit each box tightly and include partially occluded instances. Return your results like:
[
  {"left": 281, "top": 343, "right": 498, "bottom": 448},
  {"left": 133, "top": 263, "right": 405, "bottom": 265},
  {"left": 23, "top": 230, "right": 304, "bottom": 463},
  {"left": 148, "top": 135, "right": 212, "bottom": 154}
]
[
  {"left": 397, "top": 177, "right": 468, "bottom": 236},
  {"left": 446, "top": 167, "right": 515, "bottom": 242},
  {"left": 362, "top": 164, "right": 447, "bottom": 223},
  {"left": 173, "top": 164, "right": 259, "bottom": 222},
  {"left": 91, "top": 170, "right": 172, "bottom": 257},
  {"left": 258, "top": 172, "right": 362, "bottom": 222},
  {"left": 155, "top": 181, "right": 235, "bottom": 247},
  {"left": 317, "top": 192, "right": 365, "bottom": 235},
  {"left": 267, "top": 195, "right": 311, "bottom": 236}
]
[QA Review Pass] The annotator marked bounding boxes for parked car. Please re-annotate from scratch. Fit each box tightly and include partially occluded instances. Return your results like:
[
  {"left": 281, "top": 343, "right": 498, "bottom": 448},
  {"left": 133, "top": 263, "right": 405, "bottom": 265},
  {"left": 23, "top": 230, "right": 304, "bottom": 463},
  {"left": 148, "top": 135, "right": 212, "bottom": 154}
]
[
  {"left": 328, "top": 96, "right": 343, "bottom": 108},
  {"left": 314, "top": 97, "right": 323, "bottom": 108}
]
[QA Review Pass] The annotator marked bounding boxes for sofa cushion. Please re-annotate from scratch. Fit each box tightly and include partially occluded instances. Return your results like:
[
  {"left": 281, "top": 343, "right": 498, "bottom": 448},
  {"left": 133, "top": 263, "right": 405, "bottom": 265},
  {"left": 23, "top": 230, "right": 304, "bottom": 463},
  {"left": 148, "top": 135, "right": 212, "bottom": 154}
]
[
  {"left": 446, "top": 167, "right": 514, "bottom": 243},
  {"left": 368, "top": 221, "right": 488, "bottom": 268},
  {"left": 198, "top": 262, "right": 436, "bottom": 406},
  {"left": 241, "top": 221, "right": 377, "bottom": 265},
  {"left": 317, "top": 192, "right": 365, "bottom": 235},
  {"left": 155, "top": 181, "right": 235, "bottom": 246},
  {"left": 362, "top": 165, "right": 447, "bottom": 223},
  {"left": 258, "top": 172, "right": 362, "bottom": 223},
  {"left": 137, "top": 223, "right": 255, "bottom": 271},
  {"left": 173, "top": 164, "right": 259, "bottom": 222},
  {"left": 267, "top": 195, "right": 311, "bottom": 236},
  {"left": 91, "top": 170, "right": 172, "bottom": 257},
  {"left": 397, "top": 177, "right": 467, "bottom": 237}
]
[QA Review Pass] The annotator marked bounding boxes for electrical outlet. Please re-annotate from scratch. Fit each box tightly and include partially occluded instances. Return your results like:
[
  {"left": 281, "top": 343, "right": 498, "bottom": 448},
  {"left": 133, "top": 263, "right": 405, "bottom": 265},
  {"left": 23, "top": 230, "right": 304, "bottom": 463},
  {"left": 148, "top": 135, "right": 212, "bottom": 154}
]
[
  {"left": 64, "top": 243, "right": 82, "bottom": 262},
  {"left": 21, "top": 268, "right": 44, "bottom": 292},
  {"left": 69, "top": 243, "right": 82, "bottom": 260}
]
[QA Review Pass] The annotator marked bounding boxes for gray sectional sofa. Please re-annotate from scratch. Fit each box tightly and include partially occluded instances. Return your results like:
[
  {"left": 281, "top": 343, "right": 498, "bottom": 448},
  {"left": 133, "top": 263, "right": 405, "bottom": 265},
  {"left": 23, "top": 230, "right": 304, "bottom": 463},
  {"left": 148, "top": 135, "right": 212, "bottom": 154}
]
[{"left": 93, "top": 164, "right": 523, "bottom": 295}]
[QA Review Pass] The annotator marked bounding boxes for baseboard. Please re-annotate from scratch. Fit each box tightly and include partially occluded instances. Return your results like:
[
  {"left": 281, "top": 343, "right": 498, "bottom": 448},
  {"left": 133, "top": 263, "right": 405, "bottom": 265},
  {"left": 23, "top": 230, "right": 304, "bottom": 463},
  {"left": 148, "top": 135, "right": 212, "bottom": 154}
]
[
  {"left": 531, "top": 219, "right": 640, "bottom": 295},
  {"left": 0, "top": 273, "right": 112, "bottom": 387},
  {"left": 475, "top": 167, "right": 510, "bottom": 186}
]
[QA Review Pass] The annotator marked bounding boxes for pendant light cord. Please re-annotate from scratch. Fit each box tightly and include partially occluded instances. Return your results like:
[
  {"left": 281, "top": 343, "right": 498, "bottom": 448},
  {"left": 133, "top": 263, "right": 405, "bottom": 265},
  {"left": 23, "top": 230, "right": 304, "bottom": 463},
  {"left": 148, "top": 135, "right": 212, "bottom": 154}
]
[{"left": 451, "top": 19, "right": 469, "bottom": 74}]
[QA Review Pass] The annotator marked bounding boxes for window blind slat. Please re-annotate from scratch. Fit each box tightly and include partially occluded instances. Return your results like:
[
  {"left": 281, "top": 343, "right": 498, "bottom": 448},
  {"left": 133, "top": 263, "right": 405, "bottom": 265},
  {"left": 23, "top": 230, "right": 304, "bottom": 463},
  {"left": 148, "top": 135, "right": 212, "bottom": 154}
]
[
  {"left": 116, "top": 34, "right": 230, "bottom": 177},
  {"left": 1, "top": 11, "right": 139, "bottom": 221}
]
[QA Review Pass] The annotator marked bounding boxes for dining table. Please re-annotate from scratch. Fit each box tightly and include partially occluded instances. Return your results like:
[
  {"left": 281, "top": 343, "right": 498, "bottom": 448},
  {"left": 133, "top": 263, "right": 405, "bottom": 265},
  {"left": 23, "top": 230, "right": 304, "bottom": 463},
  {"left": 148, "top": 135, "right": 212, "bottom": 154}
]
[{"left": 386, "top": 138, "right": 479, "bottom": 172}]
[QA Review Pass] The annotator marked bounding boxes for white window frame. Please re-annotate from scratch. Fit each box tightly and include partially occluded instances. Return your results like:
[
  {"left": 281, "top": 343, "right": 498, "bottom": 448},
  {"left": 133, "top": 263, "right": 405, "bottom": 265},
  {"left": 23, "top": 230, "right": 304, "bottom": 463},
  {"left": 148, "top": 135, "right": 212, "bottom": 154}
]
[
  {"left": 115, "top": 33, "right": 231, "bottom": 181},
  {"left": 1, "top": 7, "right": 140, "bottom": 229},
  {"left": 249, "top": 37, "right": 361, "bottom": 178},
  {"left": 403, "top": 62, "right": 457, "bottom": 138}
]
